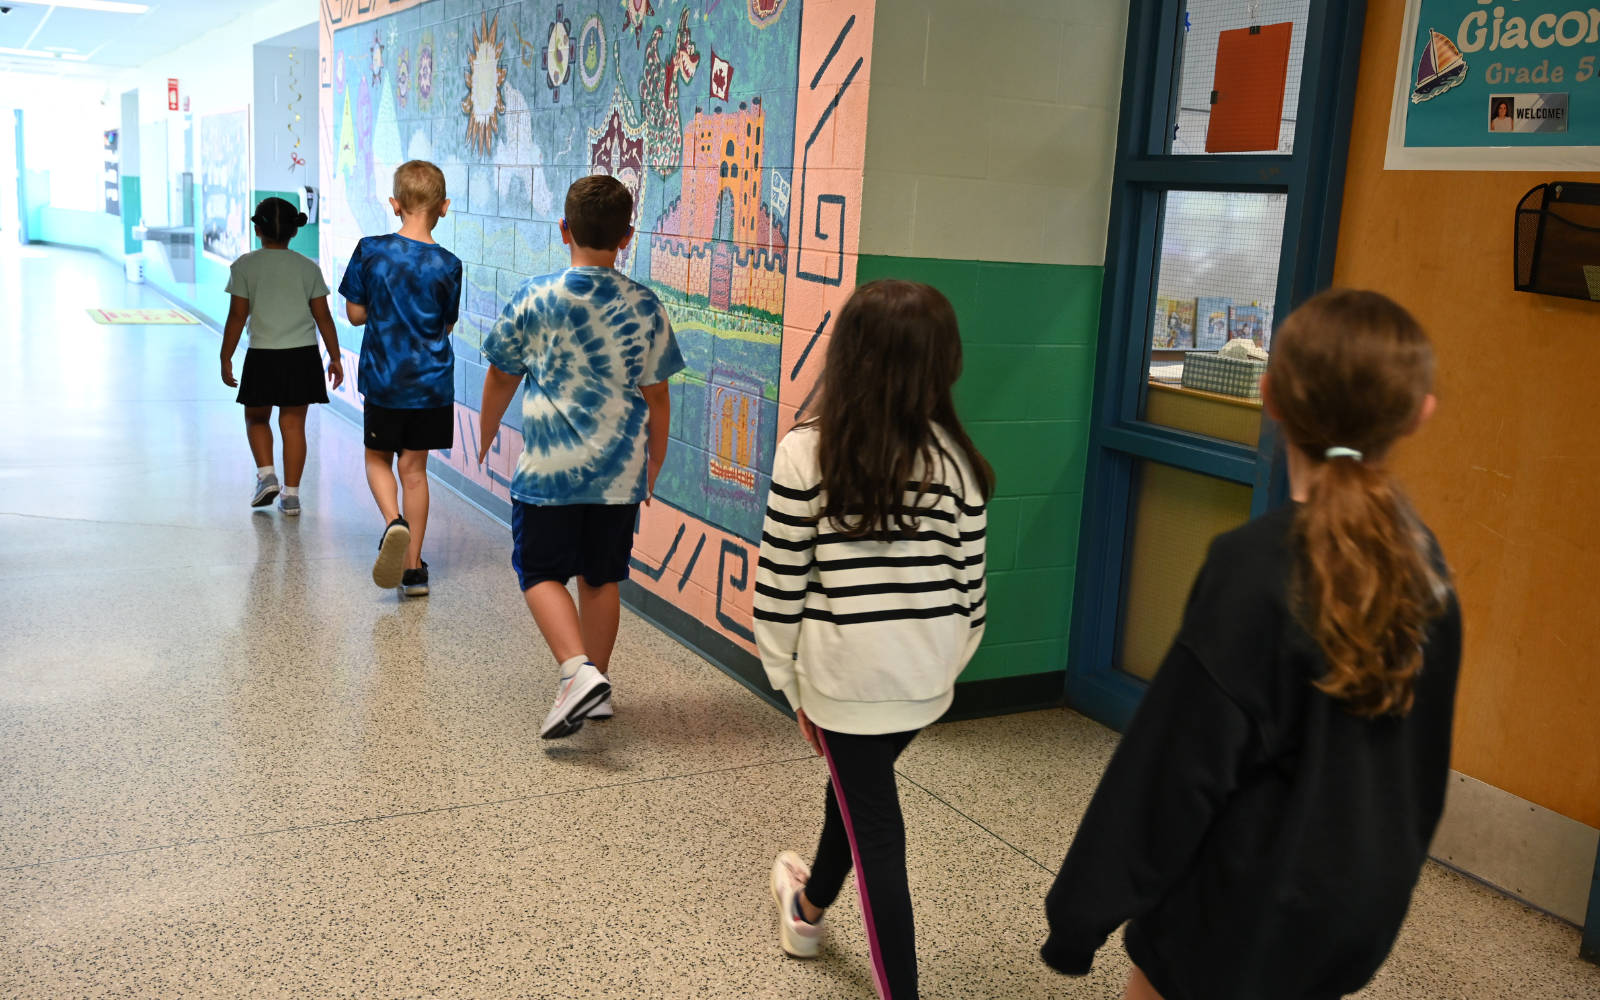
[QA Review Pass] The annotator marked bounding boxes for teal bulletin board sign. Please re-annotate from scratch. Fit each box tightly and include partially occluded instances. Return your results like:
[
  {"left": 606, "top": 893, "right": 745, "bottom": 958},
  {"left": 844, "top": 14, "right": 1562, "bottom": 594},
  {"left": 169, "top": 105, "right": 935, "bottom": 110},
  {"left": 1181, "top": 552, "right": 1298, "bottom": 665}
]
[{"left": 1386, "top": 0, "right": 1600, "bottom": 168}]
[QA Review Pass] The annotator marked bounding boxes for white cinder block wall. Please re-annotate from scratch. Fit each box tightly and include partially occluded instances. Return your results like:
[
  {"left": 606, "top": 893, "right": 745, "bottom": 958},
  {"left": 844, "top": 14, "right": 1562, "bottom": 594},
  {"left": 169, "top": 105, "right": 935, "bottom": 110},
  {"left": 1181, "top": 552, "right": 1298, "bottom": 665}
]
[{"left": 859, "top": 0, "right": 1128, "bottom": 265}]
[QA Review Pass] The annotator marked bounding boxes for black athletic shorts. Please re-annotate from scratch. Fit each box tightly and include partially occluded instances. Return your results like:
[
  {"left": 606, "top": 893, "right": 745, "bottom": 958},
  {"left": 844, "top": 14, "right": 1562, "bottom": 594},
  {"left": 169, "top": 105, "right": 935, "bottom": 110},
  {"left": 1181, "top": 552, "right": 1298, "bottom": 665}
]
[
  {"left": 363, "top": 402, "right": 454, "bottom": 453},
  {"left": 511, "top": 500, "right": 639, "bottom": 590}
]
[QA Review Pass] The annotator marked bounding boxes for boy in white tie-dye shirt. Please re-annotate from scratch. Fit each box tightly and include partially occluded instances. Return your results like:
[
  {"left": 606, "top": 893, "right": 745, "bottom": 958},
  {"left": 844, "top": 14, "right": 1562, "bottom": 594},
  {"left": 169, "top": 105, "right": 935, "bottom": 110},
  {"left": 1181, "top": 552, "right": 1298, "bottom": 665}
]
[{"left": 478, "top": 176, "right": 684, "bottom": 740}]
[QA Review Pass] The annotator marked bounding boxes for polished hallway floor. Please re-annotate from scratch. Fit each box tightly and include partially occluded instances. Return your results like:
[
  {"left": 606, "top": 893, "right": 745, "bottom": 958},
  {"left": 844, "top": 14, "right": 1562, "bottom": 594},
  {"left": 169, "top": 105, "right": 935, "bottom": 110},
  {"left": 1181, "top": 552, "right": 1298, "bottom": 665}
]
[{"left": 2, "top": 246, "right": 1595, "bottom": 998}]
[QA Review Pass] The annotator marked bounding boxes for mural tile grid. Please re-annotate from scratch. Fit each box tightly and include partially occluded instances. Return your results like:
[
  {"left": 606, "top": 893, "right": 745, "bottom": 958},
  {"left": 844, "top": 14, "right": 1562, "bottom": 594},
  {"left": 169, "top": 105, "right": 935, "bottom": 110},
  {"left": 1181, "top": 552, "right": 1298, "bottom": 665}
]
[{"left": 324, "top": 0, "right": 870, "bottom": 654}]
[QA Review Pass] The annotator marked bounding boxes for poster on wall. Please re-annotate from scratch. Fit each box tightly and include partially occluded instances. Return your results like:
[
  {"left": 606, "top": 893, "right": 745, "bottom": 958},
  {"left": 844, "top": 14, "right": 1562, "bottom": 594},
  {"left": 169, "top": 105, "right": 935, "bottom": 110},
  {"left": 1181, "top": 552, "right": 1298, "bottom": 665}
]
[
  {"left": 200, "top": 108, "right": 251, "bottom": 262},
  {"left": 319, "top": 0, "right": 873, "bottom": 658},
  {"left": 103, "top": 130, "right": 120, "bottom": 216},
  {"left": 1387, "top": 0, "right": 1600, "bottom": 168}
]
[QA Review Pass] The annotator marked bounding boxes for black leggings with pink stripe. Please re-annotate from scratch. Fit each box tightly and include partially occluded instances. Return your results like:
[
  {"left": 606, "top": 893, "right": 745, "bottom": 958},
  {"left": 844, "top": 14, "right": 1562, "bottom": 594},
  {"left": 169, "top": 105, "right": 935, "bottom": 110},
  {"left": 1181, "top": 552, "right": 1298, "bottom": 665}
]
[{"left": 807, "top": 727, "right": 922, "bottom": 1000}]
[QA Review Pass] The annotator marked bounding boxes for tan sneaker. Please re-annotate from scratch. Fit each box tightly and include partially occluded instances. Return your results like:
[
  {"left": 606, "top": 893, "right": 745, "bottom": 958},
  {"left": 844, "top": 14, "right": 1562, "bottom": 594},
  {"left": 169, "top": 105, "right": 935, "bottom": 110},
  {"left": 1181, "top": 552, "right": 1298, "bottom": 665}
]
[{"left": 771, "top": 850, "right": 823, "bottom": 958}]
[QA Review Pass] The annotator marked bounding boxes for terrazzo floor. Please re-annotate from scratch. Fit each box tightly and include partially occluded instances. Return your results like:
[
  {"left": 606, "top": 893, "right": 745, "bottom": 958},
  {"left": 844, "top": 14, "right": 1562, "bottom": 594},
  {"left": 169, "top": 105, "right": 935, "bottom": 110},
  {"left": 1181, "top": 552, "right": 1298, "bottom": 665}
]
[{"left": 2, "top": 246, "right": 1595, "bottom": 998}]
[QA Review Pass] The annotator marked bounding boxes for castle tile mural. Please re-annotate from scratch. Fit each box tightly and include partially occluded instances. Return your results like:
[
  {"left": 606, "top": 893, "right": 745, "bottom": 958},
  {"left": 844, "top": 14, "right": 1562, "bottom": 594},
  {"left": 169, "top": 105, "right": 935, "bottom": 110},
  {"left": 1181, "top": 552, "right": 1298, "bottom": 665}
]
[{"left": 320, "top": 0, "right": 874, "bottom": 656}]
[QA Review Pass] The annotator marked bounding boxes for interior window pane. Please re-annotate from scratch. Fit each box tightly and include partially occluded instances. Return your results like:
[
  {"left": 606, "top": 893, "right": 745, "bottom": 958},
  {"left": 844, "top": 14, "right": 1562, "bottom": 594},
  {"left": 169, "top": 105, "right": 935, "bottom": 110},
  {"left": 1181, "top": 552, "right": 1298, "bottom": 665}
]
[
  {"left": 1119, "top": 460, "right": 1254, "bottom": 680},
  {"left": 1145, "top": 189, "right": 1284, "bottom": 444},
  {"left": 1169, "top": 0, "right": 1311, "bottom": 155}
]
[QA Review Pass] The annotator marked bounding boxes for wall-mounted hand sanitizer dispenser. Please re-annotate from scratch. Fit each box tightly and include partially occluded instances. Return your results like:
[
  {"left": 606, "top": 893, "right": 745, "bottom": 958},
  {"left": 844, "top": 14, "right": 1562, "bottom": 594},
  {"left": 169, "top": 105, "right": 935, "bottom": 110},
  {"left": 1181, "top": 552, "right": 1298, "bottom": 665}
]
[{"left": 299, "top": 186, "right": 318, "bottom": 225}]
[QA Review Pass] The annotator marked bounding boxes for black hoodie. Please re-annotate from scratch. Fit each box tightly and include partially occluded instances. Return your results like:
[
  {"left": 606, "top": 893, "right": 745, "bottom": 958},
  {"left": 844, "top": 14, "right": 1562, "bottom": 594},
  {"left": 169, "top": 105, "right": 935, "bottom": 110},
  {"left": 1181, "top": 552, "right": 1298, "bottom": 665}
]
[{"left": 1042, "top": 503, "right": 1461, "bottom": 1000}]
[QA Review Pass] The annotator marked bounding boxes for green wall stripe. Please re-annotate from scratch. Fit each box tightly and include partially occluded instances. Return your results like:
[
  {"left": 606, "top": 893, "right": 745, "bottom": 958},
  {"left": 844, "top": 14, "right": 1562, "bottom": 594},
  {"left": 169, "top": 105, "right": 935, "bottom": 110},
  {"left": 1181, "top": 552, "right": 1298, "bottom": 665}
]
[{"left": 853, "top": 254, "right": 1101, "bottom": 681}]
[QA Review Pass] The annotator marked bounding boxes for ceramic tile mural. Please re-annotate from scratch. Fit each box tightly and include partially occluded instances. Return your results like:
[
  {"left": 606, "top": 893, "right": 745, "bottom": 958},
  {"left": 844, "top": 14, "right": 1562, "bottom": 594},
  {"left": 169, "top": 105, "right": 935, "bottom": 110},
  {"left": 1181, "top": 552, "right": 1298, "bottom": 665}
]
[{"left": 319, "top": 0, "right": 874, "bottom": 654}]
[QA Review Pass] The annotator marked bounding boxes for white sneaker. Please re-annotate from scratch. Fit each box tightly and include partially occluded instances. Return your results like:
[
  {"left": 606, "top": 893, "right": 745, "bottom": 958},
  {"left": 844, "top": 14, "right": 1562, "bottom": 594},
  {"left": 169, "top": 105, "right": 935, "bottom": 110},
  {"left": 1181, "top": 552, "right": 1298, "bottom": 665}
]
[
  {"left": 771, "top": 850, "right": 823, "bottom": 958},
  {"left": 540, "top": 662, "right": 611, "bottom": 739},
  {"left": 587, "top": 692, "right": 613, "bottom": 720}
]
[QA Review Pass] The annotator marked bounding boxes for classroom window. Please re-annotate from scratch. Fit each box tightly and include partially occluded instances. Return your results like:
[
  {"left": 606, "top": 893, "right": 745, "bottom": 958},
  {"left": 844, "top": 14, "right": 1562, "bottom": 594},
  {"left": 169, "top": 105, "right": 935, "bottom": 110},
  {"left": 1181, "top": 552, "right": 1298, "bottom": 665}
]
[{"left": 1145, "top": 190, "right": 1285, "bottom": 442}]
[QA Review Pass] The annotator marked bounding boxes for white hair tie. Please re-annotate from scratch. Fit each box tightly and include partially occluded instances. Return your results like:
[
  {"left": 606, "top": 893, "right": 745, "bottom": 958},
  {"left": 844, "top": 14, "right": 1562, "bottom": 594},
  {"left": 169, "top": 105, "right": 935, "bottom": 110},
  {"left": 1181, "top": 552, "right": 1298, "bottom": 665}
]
[{"left": 1325, "top": 447, "right": 1363, "bottom": 461}]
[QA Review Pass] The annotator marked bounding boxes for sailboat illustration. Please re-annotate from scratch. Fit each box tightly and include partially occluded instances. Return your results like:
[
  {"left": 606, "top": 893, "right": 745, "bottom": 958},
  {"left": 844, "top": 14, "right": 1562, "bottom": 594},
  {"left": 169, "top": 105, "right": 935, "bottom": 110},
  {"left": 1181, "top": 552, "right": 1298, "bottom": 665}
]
[{"left": 1411, "top": 28, "right": 1468, "bottom": 103}]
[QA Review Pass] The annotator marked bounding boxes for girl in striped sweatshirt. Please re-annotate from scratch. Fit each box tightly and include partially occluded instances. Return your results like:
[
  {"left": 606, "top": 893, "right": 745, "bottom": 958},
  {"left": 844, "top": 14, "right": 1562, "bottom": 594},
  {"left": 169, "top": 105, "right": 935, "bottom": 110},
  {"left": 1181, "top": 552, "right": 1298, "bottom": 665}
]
[{"left": 755, "top": 280, "right": 992, "bottom": 1000}]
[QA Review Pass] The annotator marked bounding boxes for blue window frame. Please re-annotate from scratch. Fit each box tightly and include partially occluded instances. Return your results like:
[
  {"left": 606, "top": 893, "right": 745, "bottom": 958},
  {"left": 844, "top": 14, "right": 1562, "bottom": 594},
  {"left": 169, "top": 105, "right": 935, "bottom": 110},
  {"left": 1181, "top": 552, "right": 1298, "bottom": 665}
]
[{"left": 1066, "top": 0, "right": 1370, "bottom": 732}]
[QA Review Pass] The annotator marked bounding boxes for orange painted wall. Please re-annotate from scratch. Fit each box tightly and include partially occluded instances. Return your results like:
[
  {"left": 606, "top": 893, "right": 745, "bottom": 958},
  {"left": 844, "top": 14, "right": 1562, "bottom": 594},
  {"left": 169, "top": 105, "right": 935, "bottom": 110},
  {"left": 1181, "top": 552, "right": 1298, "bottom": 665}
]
[{"left": 1334, "top": 0, "right": 1600, "bottom": 827}]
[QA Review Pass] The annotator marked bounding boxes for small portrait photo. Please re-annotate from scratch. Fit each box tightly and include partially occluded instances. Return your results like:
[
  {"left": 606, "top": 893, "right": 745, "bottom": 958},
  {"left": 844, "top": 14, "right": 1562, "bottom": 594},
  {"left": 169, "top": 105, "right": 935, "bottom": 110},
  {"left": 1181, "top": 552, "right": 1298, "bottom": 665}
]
[{"left": 1489, "top": 96, "right": 1517, "bottom": 133}]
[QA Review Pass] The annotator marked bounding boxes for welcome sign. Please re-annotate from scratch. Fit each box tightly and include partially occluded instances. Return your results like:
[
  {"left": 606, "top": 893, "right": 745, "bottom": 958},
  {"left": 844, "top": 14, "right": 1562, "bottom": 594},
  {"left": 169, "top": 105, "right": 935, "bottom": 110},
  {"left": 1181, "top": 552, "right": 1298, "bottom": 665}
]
[{"left": 1387, "top": 0, "right": 1600, "bottom": 168}]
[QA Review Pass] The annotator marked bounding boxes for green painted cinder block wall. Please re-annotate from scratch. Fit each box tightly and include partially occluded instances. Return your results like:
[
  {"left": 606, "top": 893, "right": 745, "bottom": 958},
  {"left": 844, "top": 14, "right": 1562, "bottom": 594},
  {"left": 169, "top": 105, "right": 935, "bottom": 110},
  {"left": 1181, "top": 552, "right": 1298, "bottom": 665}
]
[
  {"left": 854, "top": 254, "right": 1101, "bottom": 683},
  {"left": 122, "top": 176, "right": 141, "bottom": 254}
]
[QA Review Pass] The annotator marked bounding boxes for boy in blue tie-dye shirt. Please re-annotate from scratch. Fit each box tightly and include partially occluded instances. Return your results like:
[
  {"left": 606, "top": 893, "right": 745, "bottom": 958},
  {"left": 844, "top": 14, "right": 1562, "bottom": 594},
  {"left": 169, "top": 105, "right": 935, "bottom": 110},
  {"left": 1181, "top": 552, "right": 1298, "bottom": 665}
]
[{"left": 478, "top": 176, "right": 684, "bottom": 739}]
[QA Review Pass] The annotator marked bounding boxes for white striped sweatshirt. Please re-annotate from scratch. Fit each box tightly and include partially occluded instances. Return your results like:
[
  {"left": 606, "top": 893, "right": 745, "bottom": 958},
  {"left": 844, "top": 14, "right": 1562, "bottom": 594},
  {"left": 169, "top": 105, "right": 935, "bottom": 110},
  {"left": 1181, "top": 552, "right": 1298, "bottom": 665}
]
[{"left": 753, "top": 424, "right": 988, "bottom": 735}]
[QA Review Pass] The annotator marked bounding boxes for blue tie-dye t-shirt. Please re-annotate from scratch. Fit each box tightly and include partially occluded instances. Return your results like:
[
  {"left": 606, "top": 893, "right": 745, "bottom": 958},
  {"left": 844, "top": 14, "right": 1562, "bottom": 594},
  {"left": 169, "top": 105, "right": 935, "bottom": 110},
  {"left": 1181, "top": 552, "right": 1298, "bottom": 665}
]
[
  {"left": 338, "top": 233, "right": 463, "bottom": 409},
  {"left": 482, "top": 267, "right": 685, "bottom": 506}
]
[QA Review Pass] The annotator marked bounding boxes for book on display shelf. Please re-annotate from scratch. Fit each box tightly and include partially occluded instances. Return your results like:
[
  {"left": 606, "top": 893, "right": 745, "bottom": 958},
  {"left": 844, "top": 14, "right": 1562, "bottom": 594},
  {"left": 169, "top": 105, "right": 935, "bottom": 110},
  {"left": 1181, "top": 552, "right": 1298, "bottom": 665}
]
[
  {"left": 1196, "top": 297, "right": 1233, "bottom": 351},
  {"left": 1152, "top": 296, "right": 1197, "bottom": 349},
  {"left": 1229, "top": 303, "right": 1269, "bottom": 347}
]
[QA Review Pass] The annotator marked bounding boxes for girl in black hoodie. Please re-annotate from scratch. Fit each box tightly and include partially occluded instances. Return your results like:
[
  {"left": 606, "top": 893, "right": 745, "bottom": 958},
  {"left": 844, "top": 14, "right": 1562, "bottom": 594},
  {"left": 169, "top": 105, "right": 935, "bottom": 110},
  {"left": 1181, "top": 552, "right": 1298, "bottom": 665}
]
[{"left": 1041, "top": 289, "right": 1461, "bottom": 1000}]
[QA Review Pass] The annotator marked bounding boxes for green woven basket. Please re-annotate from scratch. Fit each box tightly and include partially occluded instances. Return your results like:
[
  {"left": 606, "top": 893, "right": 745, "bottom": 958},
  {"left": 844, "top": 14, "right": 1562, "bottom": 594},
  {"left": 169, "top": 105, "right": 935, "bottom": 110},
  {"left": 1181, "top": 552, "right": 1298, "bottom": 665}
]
[{"left": 1180, "top": 352, "right": 1266, "bottom": 400}]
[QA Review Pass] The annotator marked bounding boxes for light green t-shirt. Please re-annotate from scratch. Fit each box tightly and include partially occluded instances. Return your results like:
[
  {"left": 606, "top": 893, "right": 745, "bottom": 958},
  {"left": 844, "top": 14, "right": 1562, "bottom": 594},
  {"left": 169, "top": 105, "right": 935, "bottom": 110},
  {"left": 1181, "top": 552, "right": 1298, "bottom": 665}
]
[{"left": 224, "top": 249, "right": 331, "bottom": 350}]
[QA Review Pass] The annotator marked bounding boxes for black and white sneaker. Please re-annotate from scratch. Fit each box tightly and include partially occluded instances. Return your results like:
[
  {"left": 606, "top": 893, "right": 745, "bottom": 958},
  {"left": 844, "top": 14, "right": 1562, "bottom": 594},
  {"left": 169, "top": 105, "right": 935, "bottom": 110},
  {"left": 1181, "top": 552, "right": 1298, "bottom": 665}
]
[
  {"left": 402, "top": 561, "right": 430, "bottom": 596},
  {"left": 251, "top": 473, "right": 280, "bottom": 508},
  {"left": 372, "top": 517, "right": 411, "bottom": 589}
]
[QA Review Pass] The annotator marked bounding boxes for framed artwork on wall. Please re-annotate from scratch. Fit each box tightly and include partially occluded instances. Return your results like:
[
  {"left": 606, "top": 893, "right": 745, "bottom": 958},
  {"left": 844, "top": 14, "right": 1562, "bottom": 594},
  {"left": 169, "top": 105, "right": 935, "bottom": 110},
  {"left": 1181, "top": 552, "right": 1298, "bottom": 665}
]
[{"left": 200, "top": 107, "right": 251, "bottom": 262}]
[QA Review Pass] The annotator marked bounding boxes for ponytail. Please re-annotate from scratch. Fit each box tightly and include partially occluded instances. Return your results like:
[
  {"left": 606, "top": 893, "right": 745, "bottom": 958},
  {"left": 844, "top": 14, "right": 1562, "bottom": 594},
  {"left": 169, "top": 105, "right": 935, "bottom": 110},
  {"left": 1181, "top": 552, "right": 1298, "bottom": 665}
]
[
  {"left": 1267, "top": 290, "right": 1448, "bottom": 718},
  {"left": 251, "top": 196, "right": 308, "bottom": 244}
]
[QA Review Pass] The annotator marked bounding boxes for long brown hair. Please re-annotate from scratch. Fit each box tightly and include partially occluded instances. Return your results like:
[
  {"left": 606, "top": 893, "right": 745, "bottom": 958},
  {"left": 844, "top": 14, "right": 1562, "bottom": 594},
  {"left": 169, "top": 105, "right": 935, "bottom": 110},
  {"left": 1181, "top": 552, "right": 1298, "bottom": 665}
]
[
  {"left": 1267, "top": 289, "right": 1449, "bottom": 717},
  {"left": 807, "top": 280, "right": 994, "bottom": 540}
]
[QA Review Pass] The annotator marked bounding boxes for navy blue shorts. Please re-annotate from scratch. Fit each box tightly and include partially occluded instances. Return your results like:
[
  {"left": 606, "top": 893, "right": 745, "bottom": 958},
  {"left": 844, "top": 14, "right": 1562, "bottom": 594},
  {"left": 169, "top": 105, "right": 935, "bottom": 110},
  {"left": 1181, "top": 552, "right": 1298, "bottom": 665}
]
[{"left": 511, "top": 500, "right": 640, "bottom": 591}]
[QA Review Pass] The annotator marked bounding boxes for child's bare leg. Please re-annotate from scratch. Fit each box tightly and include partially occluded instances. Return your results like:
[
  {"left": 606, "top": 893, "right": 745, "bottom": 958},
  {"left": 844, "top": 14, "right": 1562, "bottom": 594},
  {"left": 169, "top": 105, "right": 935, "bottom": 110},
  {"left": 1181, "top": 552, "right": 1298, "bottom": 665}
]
[
  {"left": 524, "top": 581, "right": 585, "bottom": 663},
  {"left": 396, "top": 449, "right": 429, "bottom": 569},
  {"left": 277, "top": 405, "right": 309, "bottom": 487},
  {"left": 244, "top": 406, "right": 276, "bottom": 470},
  {"left": 577, "top": 580, "right": 620, "bottom": 673},
  {"left": 1124, "top": 966, "right": 1165, "bottom": 1000},
  {"left": 365, "top": 449, "right": 401, "bottom": 522}
]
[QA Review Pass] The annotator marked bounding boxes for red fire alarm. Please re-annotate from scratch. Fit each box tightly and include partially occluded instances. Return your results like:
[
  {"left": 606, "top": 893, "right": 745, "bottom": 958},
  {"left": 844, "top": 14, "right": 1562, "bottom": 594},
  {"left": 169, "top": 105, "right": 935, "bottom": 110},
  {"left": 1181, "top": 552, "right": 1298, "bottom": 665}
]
[{"left": 167, "top": 78, "right": 179, "bottom": 111}]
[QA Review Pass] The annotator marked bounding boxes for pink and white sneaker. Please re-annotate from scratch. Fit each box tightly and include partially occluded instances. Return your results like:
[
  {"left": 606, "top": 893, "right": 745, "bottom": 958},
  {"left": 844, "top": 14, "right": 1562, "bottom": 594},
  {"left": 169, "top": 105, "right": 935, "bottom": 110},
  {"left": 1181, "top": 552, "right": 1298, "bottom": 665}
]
[
  {"left": 771, "top": 850, "right": 823, "bottom": 958},
  {"left": 539, "top": 661, "right": 611, "bottom": 739}
]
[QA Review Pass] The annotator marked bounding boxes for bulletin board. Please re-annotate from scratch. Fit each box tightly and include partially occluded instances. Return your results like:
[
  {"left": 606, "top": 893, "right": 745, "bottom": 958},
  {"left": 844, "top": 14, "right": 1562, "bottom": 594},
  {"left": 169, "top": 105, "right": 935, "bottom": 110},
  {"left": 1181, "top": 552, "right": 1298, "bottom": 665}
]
[
  {"left": 1386, "top": 0, "right": 1600, "bottom": 169},
  {"left": 200, "top": 107, "right": 251, "bottom": 262}
]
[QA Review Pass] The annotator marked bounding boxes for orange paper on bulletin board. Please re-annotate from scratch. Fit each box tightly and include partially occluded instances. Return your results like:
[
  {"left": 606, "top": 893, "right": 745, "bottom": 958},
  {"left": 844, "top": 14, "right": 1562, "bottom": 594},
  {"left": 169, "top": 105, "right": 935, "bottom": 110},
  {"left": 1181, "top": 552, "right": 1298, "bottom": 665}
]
[{"left": 1206, "top": 22, "right": 1293, "bottom": 153}]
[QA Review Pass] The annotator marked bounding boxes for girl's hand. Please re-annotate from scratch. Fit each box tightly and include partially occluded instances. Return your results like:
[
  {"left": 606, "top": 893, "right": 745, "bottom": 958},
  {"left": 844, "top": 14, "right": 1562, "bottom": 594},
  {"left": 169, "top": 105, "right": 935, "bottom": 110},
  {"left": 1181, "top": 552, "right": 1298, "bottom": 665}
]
[
  {"left": 796, "top": 708, "right": 824, "bottom": 758},
  {"left": 221, "top": 357, "right": 237, "bottom": 388},
  {"left": 326, "top": 353, "right": 345, "bottom": 390}
]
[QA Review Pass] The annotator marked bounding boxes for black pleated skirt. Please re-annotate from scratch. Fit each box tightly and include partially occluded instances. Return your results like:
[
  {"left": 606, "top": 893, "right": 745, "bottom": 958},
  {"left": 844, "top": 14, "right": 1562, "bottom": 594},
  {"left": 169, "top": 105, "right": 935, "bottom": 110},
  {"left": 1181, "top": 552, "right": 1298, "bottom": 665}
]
[{"left": 236, "top": 345, "right": 330, "bottom": 407}]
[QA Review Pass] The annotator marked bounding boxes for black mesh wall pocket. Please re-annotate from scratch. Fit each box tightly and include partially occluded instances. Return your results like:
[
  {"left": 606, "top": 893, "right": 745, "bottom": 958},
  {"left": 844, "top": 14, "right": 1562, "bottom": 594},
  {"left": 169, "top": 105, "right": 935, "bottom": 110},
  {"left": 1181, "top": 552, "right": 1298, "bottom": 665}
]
[{"left": 1514, "top": 182, "right": 1600, "bottom": 301}]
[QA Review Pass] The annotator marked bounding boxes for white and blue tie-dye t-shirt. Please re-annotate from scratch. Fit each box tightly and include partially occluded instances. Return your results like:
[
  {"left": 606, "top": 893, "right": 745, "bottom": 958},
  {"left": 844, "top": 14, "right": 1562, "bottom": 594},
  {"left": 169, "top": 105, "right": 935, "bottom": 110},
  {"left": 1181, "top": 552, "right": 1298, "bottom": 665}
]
[{"left": 482, "top": 267, "right": 685, "bottom": 506}]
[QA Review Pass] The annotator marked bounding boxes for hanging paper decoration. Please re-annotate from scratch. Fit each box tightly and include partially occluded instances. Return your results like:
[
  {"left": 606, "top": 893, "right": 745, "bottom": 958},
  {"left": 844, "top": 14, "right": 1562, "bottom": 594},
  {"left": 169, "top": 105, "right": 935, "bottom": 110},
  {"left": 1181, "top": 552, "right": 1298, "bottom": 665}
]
[{"left": 286, "top": 46, "right": 305, "bottom": 173}]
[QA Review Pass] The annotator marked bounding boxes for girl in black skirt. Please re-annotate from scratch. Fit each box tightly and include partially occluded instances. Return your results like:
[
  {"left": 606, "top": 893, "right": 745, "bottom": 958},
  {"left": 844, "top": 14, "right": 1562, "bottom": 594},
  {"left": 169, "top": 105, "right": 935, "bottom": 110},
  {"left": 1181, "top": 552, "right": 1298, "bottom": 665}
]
[
  {"left": 220, "top": 198, "right": 343, "bottom": 515},
  {"left": 1042, "top": 289, "right": 1461, "bottom": 1000}
]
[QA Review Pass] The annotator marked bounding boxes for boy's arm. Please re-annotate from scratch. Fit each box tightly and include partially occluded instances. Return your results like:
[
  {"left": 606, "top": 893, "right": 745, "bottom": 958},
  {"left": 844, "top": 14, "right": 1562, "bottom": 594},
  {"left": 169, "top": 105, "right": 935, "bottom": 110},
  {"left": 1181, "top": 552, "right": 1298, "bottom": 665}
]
[
  {"left": 477, "top": 364, "right": 523, "bottom": 465},
  {"left": 640, "top": 380, "right": 671, "bottom": 503},
  {"left": 345, "top": 301, "right": 367, "bottom": 325},
  {"left": 219, "top": 295, "right": 250, "bottom": 387},
  {"left": 308, "top": 296, "right": 345, "bottom": 390}
]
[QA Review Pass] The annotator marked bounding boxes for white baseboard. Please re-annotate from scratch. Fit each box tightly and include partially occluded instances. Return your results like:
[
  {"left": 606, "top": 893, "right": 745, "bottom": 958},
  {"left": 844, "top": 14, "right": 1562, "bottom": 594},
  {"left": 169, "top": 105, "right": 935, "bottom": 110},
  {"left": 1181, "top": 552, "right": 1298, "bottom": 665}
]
[{"left": 1430, "top": 770, "right": 1599, "bottom": 926}]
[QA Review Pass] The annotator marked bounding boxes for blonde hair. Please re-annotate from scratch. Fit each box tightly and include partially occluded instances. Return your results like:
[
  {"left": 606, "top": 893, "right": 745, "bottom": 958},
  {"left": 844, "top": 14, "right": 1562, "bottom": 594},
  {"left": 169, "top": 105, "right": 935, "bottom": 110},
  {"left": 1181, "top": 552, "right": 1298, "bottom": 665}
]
[
  {"left": 1268, "top": 289, "right": 1449, "bottom": 718},
  {"left": 393, "top": 160, "right": 447, "bottom": 215}
]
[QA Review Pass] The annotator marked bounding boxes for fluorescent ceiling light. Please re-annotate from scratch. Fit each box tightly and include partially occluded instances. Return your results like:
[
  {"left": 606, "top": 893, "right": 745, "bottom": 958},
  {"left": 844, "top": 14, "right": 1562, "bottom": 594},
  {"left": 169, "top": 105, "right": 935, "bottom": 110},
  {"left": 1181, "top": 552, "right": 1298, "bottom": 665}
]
[
  {"left": 7, "top": 1, "right": 149, "bottom": 12},
  {"left": 61, "top": 54, "right": 91, "bottom": 61},
  {"left": 0, "top": 47, "right": 56, "bottom": 59}
]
